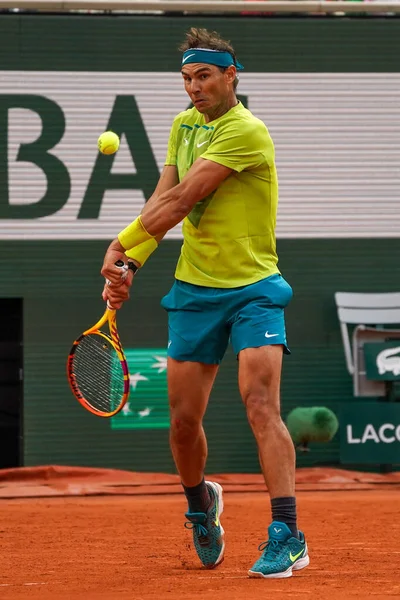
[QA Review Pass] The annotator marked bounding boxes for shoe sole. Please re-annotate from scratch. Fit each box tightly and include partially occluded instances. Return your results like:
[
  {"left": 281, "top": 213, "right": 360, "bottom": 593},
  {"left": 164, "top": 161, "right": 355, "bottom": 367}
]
[
  {"left": 204, "top": 480, "right": 225, "bottom": 569},
  {"left": 248, "top": 554, "right": 310, "bottom": 579}
]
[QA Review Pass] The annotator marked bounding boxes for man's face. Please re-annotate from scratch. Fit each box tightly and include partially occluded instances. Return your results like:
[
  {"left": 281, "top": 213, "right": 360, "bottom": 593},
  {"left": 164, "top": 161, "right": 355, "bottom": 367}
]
[{"left": 181, "top": 63, "right": 235, "bottom": 113}]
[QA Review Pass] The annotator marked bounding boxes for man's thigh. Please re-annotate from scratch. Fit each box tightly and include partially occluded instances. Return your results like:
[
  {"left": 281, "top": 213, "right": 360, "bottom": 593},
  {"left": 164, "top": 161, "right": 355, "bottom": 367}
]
[
  {"left": 168, "top": 357, "right": 219, "bottom": 419},
  {"left": 237, "top": 345, "right": 284, "bottom": 404}
]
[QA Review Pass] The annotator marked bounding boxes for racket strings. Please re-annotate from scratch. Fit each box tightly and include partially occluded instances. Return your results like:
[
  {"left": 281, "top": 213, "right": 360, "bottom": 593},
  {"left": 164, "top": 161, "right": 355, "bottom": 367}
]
[{"left": 72, "top": 333, "right": 125, "bottom": 413}]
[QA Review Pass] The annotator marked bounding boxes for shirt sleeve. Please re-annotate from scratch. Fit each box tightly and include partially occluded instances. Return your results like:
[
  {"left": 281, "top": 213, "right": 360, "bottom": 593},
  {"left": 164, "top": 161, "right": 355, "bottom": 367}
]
[
  {"left": 164, "top": 118, "right": 179, "bottom": 166},
  {"left": 201, "top": 120, "right": 272, "bottom": 173}
]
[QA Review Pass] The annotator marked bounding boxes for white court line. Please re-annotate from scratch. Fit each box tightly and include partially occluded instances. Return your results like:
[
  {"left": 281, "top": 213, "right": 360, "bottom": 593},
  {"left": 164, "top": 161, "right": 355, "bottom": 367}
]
[
  {"left": 0, "top": 582, "right": 60, "bottom": 587},
  {"left": 195, "top": 575, "right": 246, "bottom": 579},
  {"left": 147, "top": 575, "right": 246, "bottom": 581}
]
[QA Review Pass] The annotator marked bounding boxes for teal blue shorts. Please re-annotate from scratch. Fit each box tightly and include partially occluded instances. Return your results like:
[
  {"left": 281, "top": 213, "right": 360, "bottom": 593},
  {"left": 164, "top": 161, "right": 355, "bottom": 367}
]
[{"left": 161, "top": 274, "right": 293, "bottom": 365}]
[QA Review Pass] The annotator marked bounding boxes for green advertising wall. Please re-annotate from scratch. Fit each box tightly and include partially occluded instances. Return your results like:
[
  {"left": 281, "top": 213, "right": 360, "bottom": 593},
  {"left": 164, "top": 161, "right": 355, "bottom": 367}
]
[{"left": 1, "top": 14, "right": 399, "bottom": 472}]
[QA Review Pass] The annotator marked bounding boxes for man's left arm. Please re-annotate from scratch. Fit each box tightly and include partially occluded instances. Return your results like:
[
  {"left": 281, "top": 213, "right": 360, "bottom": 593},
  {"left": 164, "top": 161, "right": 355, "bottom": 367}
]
[
  {"left": 140, "top": 158, "right": 233, "bottom": 235},
  {"left": 102, "top": 120, "right": 267, "bottom": 293},
  {"left": 139, "top": 121, "right": 267, "bottom": 236},
  {"left": 101, "top": 159, "right": 232, "bottom": 307},
  {"left": 104, "top": 157, "right": 233, "bottom": 266}
]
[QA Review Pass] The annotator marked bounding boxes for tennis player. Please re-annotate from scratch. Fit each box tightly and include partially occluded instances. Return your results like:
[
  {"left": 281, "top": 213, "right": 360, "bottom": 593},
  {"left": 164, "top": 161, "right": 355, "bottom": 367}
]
[{"left": 101, "top": 27, "right": 309, "bottom": 578}]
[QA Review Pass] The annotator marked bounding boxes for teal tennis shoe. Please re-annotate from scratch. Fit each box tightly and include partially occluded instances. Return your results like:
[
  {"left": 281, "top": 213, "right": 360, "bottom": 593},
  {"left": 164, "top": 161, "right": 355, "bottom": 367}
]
[
  {"left": 184, "top": 481, "right": 225, "bottom": 569},
  {"left": 248, "top": 521, "right": 309, "bottom": 578}
]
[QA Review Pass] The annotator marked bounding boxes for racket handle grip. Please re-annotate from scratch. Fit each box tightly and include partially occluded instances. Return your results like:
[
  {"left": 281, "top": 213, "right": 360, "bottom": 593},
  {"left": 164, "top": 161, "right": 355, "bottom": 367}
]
[
  {"left": 105, "top": 261, "right": 128, "bottom": 287},
  {"left": 107, "top": 261, "right": 127, "bottom": 310}
]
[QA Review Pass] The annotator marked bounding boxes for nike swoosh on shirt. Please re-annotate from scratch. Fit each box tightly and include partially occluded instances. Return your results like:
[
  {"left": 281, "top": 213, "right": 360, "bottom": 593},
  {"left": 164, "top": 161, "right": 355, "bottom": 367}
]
[
  {"left": 197, "top": 141, "right": 208, "bottom": 148},
  {"left": 182, "top": 53, "right": 196, "bottom": 63}
]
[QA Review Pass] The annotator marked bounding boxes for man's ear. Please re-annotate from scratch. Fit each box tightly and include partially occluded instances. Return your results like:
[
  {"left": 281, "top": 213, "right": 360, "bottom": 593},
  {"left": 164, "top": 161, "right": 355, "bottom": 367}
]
[{"left": 225, "top": 65, "right": 237, "bottom": 86}]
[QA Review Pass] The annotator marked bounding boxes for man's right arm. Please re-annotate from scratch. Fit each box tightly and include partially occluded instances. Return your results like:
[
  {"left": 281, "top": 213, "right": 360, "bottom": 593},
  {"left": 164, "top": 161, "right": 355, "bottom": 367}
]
[
  {"left": 101, "top": 111, "right": 181, "bottom": 297},
  {"left": 103, "top": 164, "right": 178, "bottom": 263},
  {"left": 149, "top": 164, "right": 179, "bottom": 242},
  {"left": 152, "top": 164, "right": 179, "bottom": 203},
  {"left": 100, "top": 164, "right": 178, "bottom": 306}
]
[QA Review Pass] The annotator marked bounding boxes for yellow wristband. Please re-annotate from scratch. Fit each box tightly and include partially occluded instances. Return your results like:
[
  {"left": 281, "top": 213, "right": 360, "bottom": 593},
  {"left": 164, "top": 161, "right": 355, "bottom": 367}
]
[
  {"left": 125, "top": 238, "right": 158, "bottom": 267},
  {"left": 118, "top": 216, "right": 154, "bottom": 250}
]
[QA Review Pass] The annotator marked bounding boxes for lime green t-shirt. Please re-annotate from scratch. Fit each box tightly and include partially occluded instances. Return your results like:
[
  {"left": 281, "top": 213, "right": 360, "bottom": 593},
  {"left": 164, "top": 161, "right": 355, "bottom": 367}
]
[{"left": 165, "top": 102, "right": 280, "bottom": 288}]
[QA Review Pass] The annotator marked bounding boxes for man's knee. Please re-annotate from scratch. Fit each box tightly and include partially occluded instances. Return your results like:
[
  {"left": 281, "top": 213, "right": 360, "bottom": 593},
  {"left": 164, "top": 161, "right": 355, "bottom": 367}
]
[
  {"left": 243, "top": 391, "right": 281, "bottom": 433},
  {"left": 170, "top": 409, "right": 203, "bottom": 445}
]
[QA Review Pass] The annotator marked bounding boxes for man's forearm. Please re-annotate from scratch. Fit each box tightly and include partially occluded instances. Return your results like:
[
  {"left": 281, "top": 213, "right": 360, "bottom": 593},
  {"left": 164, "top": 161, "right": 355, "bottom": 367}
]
[
  {"left": 108, "top": 238, "right": 127, "bottom": 254},
  {"left": 140, "top": 184, "right": 191, "bottom": 236}
]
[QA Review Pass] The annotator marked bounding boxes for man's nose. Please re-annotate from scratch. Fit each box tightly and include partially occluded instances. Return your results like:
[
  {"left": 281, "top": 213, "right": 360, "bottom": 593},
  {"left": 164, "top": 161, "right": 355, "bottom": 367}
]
[{"left": 191, "top": 80, "right": 202, "bottom": 94}]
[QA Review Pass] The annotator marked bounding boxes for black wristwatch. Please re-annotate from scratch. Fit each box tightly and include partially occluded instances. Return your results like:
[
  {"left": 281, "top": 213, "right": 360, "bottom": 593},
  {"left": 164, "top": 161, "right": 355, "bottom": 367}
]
[{"left": 127, "top": 260, "right": 139, "bottom": 274}]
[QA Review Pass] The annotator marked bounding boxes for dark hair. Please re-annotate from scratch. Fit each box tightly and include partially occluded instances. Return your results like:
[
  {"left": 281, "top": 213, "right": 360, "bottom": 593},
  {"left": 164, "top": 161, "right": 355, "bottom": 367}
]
[{"left": 179, "top": 27, "right": 239, "bottom": 90}]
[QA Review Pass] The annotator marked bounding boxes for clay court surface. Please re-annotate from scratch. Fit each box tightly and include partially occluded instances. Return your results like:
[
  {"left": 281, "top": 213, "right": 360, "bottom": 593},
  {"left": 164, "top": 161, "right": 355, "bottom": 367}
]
[{"left": 1, "top": 489, "right": 399, "bottom": 600}]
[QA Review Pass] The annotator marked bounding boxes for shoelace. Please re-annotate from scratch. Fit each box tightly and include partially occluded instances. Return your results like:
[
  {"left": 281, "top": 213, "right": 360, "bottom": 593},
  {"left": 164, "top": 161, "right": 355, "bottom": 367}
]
[
  {"left": 184, "top": 521, "right": 208, "bottom": 538},
  {"left": 258, "top": 539, "right": 282, "bottom": 559}
]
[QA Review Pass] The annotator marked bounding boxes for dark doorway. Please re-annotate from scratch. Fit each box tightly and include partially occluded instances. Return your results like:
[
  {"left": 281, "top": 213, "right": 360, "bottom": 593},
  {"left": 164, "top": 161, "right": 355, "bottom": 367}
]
[{"left": 0, "top": 298, "right": 23, "bottom": 468}]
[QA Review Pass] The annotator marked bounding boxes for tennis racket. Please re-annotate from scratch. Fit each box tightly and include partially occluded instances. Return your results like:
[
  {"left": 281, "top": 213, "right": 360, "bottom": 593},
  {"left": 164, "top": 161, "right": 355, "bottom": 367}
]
[{"left": 67, "top": 260, "right": 132, "bottom": 417}]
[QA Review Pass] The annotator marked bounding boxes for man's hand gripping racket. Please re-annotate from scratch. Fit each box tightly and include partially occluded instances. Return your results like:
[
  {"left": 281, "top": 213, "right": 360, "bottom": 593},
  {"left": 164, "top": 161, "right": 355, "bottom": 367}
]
[{"left": 66, "top": 260, "right": 135, "bottom": 417}]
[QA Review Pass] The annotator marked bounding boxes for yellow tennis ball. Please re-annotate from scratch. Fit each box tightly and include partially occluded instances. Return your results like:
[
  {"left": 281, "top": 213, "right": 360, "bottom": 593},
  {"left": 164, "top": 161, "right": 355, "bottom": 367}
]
[{"left": 97, "top": 131, "right": 120, "bottom": 155}]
